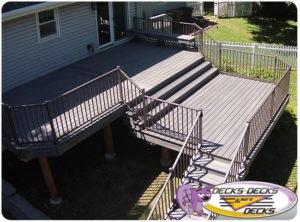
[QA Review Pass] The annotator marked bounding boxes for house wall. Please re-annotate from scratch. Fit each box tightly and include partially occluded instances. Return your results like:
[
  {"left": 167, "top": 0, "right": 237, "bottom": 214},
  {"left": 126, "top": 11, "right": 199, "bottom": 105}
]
[
  {"left": 141, "top": 2, "right": 186, "bottom": 17},
  {"left": 2, "top": 2, "right": 99, "bottom": 92}
]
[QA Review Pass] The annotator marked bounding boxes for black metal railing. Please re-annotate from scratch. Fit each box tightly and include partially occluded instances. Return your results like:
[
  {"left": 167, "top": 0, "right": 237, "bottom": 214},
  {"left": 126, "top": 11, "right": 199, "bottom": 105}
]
[{"left": 2, "top": 67, "right": 142, "bottom": 146}]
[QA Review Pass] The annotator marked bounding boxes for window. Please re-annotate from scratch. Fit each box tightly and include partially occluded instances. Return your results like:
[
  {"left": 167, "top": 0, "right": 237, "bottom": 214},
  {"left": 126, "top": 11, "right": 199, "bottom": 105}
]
[{"left": 36, "top": 9, "right": 59, "bottom": 42}]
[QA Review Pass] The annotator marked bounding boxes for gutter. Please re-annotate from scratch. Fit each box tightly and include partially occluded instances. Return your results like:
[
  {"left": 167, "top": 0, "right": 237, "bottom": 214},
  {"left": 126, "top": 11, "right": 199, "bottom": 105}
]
[{"left": 2, "top": 2, "right": 74, "bottom": 22}]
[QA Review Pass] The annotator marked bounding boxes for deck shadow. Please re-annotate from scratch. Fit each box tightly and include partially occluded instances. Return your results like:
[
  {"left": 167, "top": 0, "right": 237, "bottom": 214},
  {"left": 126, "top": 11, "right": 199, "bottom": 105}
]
[{"left": 2, "top": 117, "right": 168, "bottom": 219}]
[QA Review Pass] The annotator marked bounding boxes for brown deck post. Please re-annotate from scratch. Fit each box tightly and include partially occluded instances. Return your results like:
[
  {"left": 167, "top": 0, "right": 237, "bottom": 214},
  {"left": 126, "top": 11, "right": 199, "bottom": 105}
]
[
  {"left": 103, "top": 124, "right": 116, "bottom": 161},
  {"left": 38, "top": 157, "right": 62, "bottom": 205},
  {"left": 160, "top": 147, "right": 171, "bottom": 168}
]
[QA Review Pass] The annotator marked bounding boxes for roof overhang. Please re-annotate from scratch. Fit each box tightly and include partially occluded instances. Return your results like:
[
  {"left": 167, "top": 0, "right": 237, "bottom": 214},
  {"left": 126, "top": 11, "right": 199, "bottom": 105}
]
[{"left": 2, "top": 2, "right": 74, "bottom": 22}]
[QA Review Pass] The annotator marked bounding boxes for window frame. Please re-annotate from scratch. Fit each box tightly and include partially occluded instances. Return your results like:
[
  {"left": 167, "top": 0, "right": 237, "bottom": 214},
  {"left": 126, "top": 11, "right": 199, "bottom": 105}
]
[{"left": 36, "top": 8, "right": 60, "bottom": 43}]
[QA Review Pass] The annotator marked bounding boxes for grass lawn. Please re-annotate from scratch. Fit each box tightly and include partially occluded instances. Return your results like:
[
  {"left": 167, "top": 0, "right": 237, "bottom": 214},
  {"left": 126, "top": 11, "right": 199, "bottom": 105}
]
[{"left": 206, "top": 17, "right": 297, "bottom": 45}]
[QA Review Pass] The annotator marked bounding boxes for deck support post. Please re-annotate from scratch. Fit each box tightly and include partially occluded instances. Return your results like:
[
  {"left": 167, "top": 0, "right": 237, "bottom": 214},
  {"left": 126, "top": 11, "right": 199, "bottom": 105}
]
[
  {"left": 38, "top": 157, "right": 62, "bottom": 205},
  {"left": 103, "top": 124, "right": 116, "bottom": 161},
  {"left": 160, "top": 147, "right": 171, "bottom": 168}
]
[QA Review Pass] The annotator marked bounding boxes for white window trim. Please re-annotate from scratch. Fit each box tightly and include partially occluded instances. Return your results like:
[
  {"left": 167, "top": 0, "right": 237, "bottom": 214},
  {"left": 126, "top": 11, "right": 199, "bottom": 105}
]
[{"left": 35, "top": 8, "right": 60, "bottom": 43}]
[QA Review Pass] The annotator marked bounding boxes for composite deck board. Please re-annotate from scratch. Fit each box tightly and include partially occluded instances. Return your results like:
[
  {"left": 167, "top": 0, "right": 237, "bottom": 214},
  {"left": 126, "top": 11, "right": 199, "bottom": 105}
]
[
  {"left": 182, "top": 75, "right": 275, "bottom": 160},
  {"left": 132, "top": 51, "right": 202, "bottom": 91},
  {"left": 150, "top": 74, "right": 275, "bottom": 160}
]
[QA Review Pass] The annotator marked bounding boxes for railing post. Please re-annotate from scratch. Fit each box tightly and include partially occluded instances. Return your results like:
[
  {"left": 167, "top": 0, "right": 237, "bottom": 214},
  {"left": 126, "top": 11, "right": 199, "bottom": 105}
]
[
  {"left": 270, "top": 90, "right": 275, "bottom": 119},
  {"left": 117, "top": 66, "right": 124, "bottom": 103},
  {"left": 169, "top": 167, "right": 175, "bottom": 201},
  {"left": 218, "top": 42, "right": 222, "bottom": 68},
  {"left": 243, "top": 122, "right": 251, "bottom": 157},
  {"left": 45, "top": 101, "right": 57, "bottom": 143},
  {"left": 199, "top": 30, "right": 203, "bottom": 53},
  {"left": 198, "top": 111, "right": 203, "bottom": 146},
  {"left": 141, "top": 88, "right": 147, "bottom": 128},
  {"left": 4, "top": 105, "right": 19, "bottom": 145},
  {"left": 273, "top": 56, "right": 278, "bottom": 84}
]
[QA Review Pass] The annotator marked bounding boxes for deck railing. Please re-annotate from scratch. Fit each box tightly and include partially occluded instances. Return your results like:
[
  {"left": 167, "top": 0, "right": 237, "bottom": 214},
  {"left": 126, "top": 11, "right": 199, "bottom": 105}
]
[
  {"left": 133, "top": 17, "right": 202, "bottom": 36},
  {"left": 208, "top": 64, "right": 291, "bottom": 220},
  {"left": 142, "top": 96, "right": 201, "bottom": 142},
  {"left": 2, "top": 67, "right": 143, "bottom": 146},
  {"left": 147, "top": 111, "right": 203, "bottom": 220},
  {"left": 194, "top": 29, "right": 293, "bottom": 84}
]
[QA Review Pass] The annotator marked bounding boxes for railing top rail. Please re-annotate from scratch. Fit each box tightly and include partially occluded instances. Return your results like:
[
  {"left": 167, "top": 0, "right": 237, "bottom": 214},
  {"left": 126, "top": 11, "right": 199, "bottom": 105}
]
[
  {"left": 48, "top": 67, "right": 119, "bottom": 103},
  {"left": 144, "top": 95, "right": 202, "bottom": 113},
  {"left": 221, "top": 47, "right": 280, "bottom": 59},
  {"left": 118, "top": 67, "right": 143, "bottom": 91},
  {"left": 247, "top": 66, "right": 291, "bottom": 122},
  {"left": 6, "top": 102, "right": 46, "bottom": 108},
  {"left": 133, "top": 16, "right": 203, "bottom": 30}
]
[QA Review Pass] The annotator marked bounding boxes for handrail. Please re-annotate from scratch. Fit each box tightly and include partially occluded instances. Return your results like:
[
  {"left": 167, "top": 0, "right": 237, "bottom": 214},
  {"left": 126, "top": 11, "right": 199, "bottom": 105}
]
[{"left": 147, "top": 110, "right": 203, "bottom": 220}]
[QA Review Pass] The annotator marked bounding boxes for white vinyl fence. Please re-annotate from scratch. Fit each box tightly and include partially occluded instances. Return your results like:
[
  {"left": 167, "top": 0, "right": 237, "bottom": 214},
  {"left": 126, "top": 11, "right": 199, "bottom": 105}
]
[{"left": 220, "top": 41, "right": 297, "bottom": 69}]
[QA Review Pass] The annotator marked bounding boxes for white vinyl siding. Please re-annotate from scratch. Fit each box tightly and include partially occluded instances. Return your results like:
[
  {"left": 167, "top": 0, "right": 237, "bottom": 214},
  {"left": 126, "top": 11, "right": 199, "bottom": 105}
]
[{"left": 2, "top": 3, "right": 99, "bottom": 92}]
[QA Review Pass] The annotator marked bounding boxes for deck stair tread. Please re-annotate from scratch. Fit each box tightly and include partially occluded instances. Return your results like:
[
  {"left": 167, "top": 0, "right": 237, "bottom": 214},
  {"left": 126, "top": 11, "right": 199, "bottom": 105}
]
[
  {"left": 166, "top": 67, "right": 219, "bottom": 103},
  {"left": 151, "top": 61, "right": 212, "bottom": 100},
  {"left": 131, "top": 60, "right": 211, "bottom": 115},
  {"left": 142, "top": 56, "right": 205, "bottom": 96},
  {"left": 140, "top": 67, "right": 219, "bottom": 126}
]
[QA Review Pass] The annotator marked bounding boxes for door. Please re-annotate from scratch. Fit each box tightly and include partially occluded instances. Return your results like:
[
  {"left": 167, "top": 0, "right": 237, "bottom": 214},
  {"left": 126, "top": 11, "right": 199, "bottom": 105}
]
[
  {"left": 96, "top": 2, "right": 127, "bottom": 47},
  {"left": 97, "top": 2, "right": 112, "bottom": 46},
  {"left": 112, "top": 2, "right": 127, "bottom": 41}
]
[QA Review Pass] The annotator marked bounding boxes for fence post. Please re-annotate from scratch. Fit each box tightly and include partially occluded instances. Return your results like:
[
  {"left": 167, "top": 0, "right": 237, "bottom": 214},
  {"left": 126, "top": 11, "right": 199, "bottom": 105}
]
[
  {"left": 117, "top": 67, "right": 124, "bottom": 103},
  {"left": 141, "top": 88, "right": 147, "bottom": 128},
  {"left": 4, "top": 105, "right": 19, "bottom": 145},
  {"left": 273, "top": 56, "right": 278, "bottom": 84},
  {"left": 243, "top": 122, "right": 251, "bottom": 157},
  {"left": 218, "top": 42, "right": 222, "bottom": 68},
  {"left": 45, "top": 101, "right": 57, "bottom": 143},
  {"left": 251, "top": 43, "right": 258, "bottom": 67}
]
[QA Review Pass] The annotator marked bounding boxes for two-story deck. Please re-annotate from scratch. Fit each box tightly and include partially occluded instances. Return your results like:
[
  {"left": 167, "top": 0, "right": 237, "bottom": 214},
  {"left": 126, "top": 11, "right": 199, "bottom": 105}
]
[{"left": 2, "top": 18, "right": 291, "bottom": 218}]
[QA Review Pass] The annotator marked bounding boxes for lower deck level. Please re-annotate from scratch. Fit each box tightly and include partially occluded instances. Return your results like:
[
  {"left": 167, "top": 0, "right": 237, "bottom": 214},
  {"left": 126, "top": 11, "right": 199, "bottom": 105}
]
[{"left": 183, "top": 74, "right": 275, "bottom": 160}]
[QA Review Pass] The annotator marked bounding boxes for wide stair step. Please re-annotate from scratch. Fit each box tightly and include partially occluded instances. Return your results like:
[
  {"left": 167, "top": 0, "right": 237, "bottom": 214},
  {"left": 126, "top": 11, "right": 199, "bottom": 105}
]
[
  {"left": 146, "top": 56, "right": 205, "bottom": 96},
  {"left": 139, "top": 67, "right": 219, "bottom": 127}
]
